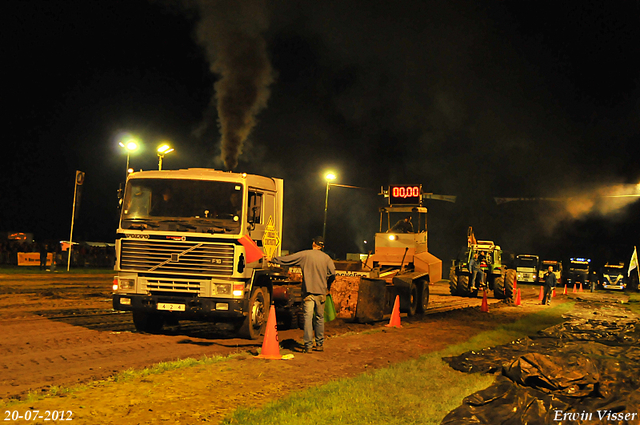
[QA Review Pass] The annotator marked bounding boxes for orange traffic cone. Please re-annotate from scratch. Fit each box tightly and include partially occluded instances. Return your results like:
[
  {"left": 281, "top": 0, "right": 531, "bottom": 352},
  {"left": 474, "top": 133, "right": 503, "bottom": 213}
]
[
  {"left": 514, "top": 288, "right": 521, "bottom": 306},
  {"left": 579, "top": 282, "right": 583, "bottom": 292},
  {"left": 386, "top": 295, "right": 402, "bottom": 328},
  {"left": 563, "top": 284, "right": 567, "bottom": 295},
  {"left": 538, "top": 286, "right": 544, "bottom": 302},
  {"left": 573, "top": 283, "right": 577, "bottom": 293},
  {"left": 552, "top": 288, "right": 556, "bottom": 298},
  {"left": 481, "top": 289, "right": 489, "bottom": 312},
  {"left": 255, "top": 305, "right": 282, "bottom": 359}
]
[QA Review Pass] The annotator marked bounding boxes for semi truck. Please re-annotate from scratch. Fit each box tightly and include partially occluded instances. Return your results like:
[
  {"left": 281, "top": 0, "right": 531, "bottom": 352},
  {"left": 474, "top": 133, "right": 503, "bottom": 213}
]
[
  {"left": 538, "top": 260, "right": 563, "bottom": 285},
  {"left": 515, "top": 254, "right": 540, "bottom": 284},
  {"left": 599, "top": 262, "right": 627, "bottom": 290},
  {"left": 112, "top": 168, "right": 302, "bottom": 339},
  {"left": 566, "top": 257, "right": 591, "bottom": 286}
]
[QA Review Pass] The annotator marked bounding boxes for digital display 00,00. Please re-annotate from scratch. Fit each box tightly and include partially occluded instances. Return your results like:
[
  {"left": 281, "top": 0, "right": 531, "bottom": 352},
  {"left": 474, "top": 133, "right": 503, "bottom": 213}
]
[{"left": 389, "top": 185, "right": 421, "bottom": 204}]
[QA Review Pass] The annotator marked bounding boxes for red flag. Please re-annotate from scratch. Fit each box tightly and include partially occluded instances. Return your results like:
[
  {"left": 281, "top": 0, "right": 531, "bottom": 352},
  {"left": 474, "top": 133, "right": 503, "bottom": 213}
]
[{"left": 239, "top": 235, "right": 264, "bottom": 264}]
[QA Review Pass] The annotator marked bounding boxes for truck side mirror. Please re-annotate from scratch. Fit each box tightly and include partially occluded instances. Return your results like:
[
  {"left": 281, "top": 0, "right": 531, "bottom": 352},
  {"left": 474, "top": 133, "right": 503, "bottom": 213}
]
[{"left": 116, "top": 183, "right": 124, "bottom": 209}]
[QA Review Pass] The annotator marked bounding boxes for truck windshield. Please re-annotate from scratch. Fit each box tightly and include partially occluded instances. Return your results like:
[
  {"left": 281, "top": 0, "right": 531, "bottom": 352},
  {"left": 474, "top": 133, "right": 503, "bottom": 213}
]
[
  {"left": 571, "top": 263, "right": 589, "bottom": 270},
  {"left": 603, "top": 266, "right": 623, "bottom": 275},
  {"left": 517, "top": 258, "right": 538, "bottom": 267},
  {"left": 121, "top": 179, "right": 243, "bottom": 234}
]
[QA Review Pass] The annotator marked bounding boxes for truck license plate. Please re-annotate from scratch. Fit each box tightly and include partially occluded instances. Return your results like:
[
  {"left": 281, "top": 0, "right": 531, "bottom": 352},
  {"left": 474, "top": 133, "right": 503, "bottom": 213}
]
[{"left": 158, "top": 303, "right": 185, "bottom": 312}]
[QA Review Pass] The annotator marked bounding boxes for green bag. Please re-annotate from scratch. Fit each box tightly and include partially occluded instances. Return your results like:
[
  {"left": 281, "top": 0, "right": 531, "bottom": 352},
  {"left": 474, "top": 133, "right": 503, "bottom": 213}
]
[{"left": 325, "top": 294, "right": 337, "bottom": 322}]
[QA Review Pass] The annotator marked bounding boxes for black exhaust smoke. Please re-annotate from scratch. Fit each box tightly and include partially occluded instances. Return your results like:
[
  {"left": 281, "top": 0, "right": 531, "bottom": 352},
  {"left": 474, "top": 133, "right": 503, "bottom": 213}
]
[{"left": 192, "top": 0, "right": 273, "bottom": 170}]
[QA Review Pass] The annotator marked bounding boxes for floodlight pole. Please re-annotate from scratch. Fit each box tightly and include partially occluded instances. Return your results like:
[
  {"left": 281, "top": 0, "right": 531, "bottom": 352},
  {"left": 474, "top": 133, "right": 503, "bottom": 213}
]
[
  {"left": 67, "top": 173, "right": 81, "bottom": 272},
  {"left": 322, "top": 182, "right": 331, "bottom": 243}
]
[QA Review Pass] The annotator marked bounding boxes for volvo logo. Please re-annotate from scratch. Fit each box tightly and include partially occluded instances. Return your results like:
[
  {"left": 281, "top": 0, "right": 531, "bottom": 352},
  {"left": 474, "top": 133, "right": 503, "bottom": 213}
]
[{"left": 125, "top": 234, "right": 149, "bottom": 239}]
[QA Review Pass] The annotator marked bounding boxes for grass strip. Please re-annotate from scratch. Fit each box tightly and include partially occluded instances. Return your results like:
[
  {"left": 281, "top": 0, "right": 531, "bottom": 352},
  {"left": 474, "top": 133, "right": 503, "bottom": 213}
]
[{"left": 224, "top": 302, "right": 574, "bottom": 425}]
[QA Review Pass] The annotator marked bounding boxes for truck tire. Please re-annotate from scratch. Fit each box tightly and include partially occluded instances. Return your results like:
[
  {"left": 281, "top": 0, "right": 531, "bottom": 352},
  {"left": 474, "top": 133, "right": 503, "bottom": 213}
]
[
  {"left": 449, "top": 267, "right": 459, "bottom": 296},
  {"left": 237, "top": 287, "right": 269, "bottom": 340},
  {"left": 132, "top": 311, "right": 165, "bottom": 334},
  {"left": 502, "top": 269, "right": 516, "bottom": 300},
  {"left": 417, "top": 279, "right": 429, "bottom": 314},
  {"left": 406, "top": 282, "right": 419, "bottom": 317},
  {"left": 277, "top": 307, "right": 299, "bottom": 331}
]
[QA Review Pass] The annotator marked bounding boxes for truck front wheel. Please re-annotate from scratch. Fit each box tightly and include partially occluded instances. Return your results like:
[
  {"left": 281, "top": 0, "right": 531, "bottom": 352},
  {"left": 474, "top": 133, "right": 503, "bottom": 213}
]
[
  {"left": 238, "top": 287, "right": 269, "bottom": 340},
  {"left": 132, "top": 311, "right": 165, "bottom": 334}
]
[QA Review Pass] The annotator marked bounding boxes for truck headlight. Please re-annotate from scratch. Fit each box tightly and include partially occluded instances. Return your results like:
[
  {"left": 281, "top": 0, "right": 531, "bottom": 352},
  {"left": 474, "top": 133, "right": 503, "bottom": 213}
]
[
  {"left": 216, "top": 283, "right": 231, "bottom": 295},
  {"left": 114, "top": 277, "right": 134, "bottom": 291},
  {"left": 119, "top": 279, "right": 134, "bottom": 290}
]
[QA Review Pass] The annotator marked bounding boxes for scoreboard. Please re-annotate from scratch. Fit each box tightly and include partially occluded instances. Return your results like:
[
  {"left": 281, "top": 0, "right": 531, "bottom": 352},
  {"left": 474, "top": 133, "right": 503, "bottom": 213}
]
[{"left": 388, "top": 184, "right": 422, "bottom": 206}]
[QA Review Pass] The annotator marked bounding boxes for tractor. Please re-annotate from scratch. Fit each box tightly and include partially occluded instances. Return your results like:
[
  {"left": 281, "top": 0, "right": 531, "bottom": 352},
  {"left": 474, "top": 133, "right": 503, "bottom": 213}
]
[{"left": 449, "top": 227, "right": 515, "bottom": 300}]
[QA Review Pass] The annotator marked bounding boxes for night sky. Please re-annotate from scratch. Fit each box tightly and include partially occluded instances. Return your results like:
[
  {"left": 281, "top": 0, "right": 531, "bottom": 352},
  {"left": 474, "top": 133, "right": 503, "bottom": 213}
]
[{"left": 3, "top": 0, "right": 639, "bottom": 268}]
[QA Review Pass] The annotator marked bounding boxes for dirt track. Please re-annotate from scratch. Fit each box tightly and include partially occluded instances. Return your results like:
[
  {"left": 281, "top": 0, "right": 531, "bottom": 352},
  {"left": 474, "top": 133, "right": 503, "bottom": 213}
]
[
  {"left": 4, "top": 272, "right": 634, "bottom": 424},
  {"left": 0, "top": 272, "right": 523, "bottom": 401}
]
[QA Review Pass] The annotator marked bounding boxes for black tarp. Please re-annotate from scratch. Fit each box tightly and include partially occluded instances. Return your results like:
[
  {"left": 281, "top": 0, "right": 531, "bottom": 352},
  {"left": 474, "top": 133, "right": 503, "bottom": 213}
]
[{"left": 441, "top": 308, "right": 640, "bottom": 424}]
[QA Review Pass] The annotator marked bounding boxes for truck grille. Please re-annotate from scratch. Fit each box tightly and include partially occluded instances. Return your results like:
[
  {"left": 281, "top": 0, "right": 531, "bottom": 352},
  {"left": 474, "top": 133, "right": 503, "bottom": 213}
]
[
  {"left": 120, "top": 240, "right": 235, "bottom": 276},
  {"left": 144, "top": 277, "right": 204, "bottom": 296}
]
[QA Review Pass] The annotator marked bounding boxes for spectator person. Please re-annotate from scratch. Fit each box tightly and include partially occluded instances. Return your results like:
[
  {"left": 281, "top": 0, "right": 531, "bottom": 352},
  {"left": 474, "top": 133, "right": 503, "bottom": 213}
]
[
  {"left": 270, "top": 237, "right": 336, "bottom": 353},
  {"left": 38, "top": 242, "right": 48, "bottom": 270},
  {"left": 389, "top": 216, "right": 414, "bottom": 233},
  {"left": 469, "top": 252, "right": 484, "bottom": 290},
  {"left": 543, "top": 265, "right": 558, "bottom": 305}
]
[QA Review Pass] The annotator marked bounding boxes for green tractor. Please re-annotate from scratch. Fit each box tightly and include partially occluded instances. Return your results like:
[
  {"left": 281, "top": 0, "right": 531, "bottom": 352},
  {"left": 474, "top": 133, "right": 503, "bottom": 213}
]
[{"left": 449, "top": 227, "right": 515, "bottom": 300}]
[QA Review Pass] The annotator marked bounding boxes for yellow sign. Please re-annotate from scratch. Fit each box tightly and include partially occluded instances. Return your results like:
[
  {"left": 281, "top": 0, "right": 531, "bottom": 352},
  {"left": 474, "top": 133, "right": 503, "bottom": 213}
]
[
  {"left": 17, "top": 252, "right": 53, "bottom": 266},
  {"left": 262, "top": 216, "right": 281, "bottom": 260}
]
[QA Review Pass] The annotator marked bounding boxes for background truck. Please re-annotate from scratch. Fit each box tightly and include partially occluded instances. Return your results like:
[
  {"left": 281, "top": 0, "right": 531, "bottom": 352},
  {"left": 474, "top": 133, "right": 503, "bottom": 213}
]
[
  {"left": 112, "top": 168, "right": 306, "bottom": 339},
  {"left": 565, "top": 257, "right": 591, "bottom": 286},
  {"left": 599, "top": 262, "right": 627, "bottom": 290},
  {"left": 538, "top": 260, "right": 563, "bottom": 285},
  {"left": 449, "top": 227, "right": 515, "bottom": 300},
  {"left": 515, "top": 254, "right": 540, "bottom": 284}
]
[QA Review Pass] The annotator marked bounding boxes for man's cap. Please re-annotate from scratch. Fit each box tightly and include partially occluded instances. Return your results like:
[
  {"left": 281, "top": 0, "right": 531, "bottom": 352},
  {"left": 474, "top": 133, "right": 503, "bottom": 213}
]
[{"left": 313, "top": 236, "right": 325, "bottom": 246}]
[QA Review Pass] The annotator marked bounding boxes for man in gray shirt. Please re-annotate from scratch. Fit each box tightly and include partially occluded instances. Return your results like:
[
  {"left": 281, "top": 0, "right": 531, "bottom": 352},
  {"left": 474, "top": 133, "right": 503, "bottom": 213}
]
[{"left": 271, "top": 236, "right": 336, "bottom": 353}]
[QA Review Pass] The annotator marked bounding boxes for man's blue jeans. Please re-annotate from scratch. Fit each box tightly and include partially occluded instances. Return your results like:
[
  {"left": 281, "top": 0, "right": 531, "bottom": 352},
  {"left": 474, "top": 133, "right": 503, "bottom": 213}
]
[
  {"left": 303, "top": 294, "right": 325, "bottom": 348},
  {"left": 471, "top": 270, "right": 484, "bottom": 288}
]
